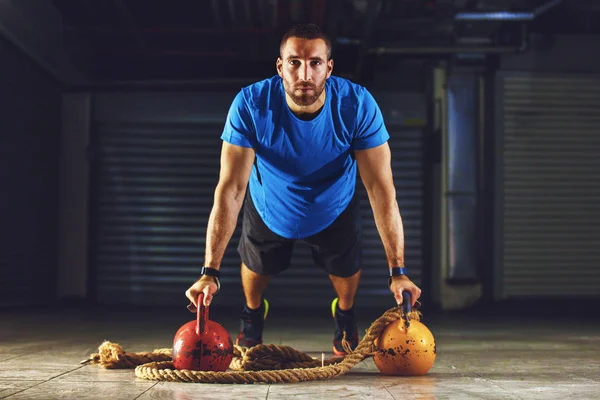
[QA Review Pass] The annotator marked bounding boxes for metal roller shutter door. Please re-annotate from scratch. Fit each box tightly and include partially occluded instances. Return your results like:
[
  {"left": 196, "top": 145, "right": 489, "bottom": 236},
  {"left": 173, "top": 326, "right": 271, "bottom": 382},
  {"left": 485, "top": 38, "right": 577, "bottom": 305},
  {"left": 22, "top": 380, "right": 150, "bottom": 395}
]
[
  {"left": 498, "top": 72, "right": 600, "bottom": 297},
  {"left": 92, "top": 114, "right": 424, "bottom": 308}
]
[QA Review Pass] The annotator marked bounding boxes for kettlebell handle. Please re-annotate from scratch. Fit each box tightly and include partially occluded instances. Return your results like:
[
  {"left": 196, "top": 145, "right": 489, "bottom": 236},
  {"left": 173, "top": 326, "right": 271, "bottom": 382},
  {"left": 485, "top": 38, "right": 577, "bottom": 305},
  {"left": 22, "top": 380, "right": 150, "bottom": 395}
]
[
  {"left": 196, "top": 293, "right": 209, "bottom": 336},
  {"left": 401, "top": 291, "right": 412, "bottom": 329},
  {"left": 402, "top": 291, "right": 412, "bottom": 314}
]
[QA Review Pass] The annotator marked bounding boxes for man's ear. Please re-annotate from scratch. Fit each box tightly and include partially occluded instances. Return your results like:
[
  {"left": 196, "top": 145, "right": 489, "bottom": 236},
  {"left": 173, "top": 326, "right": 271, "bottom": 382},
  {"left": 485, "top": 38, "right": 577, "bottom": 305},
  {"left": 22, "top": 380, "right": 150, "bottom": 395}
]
[
  {"left": 326, "top": 59, "right": 334, "bottom": 78},
  {"left": 276, "top": 57, "right": 283, "bottom": 77}
]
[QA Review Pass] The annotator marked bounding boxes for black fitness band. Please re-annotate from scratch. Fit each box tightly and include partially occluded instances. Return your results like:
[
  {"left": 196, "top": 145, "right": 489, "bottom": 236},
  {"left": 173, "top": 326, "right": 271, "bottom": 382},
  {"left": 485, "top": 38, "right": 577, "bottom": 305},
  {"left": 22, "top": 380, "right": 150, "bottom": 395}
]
[
  {"left": 388, "top": 267, "right": 408, "bottom": 287},
  {"left": 199, "top": 266, "right": 221, "bottom": 293},
  {"left": 389, "top": 267, "right": 408, "bottom": 277}
]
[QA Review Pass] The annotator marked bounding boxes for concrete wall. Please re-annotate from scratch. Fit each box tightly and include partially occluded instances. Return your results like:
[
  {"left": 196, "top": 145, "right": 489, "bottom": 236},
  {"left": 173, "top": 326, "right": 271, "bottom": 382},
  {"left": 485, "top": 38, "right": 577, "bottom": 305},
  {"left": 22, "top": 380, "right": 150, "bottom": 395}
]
[{"left": 0, "top": 37, "right": 62, "bottom": 307}]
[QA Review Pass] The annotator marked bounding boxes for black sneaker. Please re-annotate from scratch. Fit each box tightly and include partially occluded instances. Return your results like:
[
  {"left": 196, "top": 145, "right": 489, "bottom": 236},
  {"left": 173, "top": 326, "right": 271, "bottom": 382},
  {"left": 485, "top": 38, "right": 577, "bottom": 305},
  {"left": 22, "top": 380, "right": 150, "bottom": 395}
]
[
  {"left": 235, "top": 298, "right": 270, "bottom": 347},
  {"left": 331, "top": 298, "right": 359, "bottom": 356}
]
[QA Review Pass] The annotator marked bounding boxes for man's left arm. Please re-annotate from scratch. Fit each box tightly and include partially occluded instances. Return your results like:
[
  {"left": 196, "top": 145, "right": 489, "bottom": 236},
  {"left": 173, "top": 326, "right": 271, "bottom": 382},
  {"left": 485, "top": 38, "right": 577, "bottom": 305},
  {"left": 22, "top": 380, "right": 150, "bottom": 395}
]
[{"left": 355, "top": 143, "right": 422, "bottom": 306}]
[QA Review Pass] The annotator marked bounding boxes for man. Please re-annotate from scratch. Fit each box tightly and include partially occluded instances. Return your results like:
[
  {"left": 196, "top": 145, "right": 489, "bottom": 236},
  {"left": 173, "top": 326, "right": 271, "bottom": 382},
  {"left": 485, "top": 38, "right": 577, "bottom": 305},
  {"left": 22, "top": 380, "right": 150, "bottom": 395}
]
[{"left": 186, "top": 23, "right": 421, "bottom": 356}]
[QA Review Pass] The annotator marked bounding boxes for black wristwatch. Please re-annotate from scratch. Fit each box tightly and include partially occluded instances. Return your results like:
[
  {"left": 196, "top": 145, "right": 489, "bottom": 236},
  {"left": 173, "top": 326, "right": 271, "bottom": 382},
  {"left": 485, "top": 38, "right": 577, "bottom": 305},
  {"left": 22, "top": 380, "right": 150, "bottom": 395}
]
[
  {"left": 199, "top": 266, "right": 221, "bottom": 293},
  {"left": 388, "top": 267, "right": 408, "bottom": 287}
]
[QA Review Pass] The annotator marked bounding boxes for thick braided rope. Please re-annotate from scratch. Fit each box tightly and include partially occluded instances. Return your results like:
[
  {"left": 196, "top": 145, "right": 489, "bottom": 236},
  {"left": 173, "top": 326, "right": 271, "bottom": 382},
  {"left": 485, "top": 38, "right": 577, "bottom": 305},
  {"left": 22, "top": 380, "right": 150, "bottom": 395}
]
[
  {"left": 88, "top": 307, "right": 416, "bottom": 383},
  {"left": 240, "top": 344, "right": 339, "bottom": 370},
  {"left": 86, "top": 344, "right": 172, "bottom": 369},
  {"left": 86, "top": 343, "right": 335, "bottom": 371}
]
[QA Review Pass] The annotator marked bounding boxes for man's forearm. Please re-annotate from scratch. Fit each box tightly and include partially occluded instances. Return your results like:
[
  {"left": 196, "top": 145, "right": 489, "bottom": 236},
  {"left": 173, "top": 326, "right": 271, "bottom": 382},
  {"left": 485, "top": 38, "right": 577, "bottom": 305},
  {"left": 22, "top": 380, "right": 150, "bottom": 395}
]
[
  {"left": 366, "top": 185, "right": 405, "bottom": 267},
  {"left": 204, "top": 185, "right": 246, "bottom": 269}
]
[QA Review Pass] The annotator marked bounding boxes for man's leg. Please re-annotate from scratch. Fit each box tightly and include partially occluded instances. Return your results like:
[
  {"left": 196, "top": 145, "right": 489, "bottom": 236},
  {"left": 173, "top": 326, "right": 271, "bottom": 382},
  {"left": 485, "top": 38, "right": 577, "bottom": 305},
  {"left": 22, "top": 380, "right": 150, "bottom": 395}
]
[
  {"left": 241, "top": 262, "right": 272, "bottom": 309},
  {"left": 328, "top": 270, "right": 361, "bottom": 356},
  {"left": 236, "top": 190, "right": 293, "bottom": 346},
  {"left": 303, "top": 194, "right": 362, "bottom": 356},
  {"left": 329, "top": 269, "right": 361, "bottom": 311},
  {"left": 236, "top": 262, "right": 274, "bottom": 347}
]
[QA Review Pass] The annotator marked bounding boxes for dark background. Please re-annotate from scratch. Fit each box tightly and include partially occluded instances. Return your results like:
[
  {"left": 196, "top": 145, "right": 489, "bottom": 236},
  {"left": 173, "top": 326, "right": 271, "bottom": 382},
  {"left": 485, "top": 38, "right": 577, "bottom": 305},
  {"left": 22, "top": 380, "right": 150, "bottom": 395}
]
[{"left": 2, "top": 0, "right": 600, "bottom": 317}]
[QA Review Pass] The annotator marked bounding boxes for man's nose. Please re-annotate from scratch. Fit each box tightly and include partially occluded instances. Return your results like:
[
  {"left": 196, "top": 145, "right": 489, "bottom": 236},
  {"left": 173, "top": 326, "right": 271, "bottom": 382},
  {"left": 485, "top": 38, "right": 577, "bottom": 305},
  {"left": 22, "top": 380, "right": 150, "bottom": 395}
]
[{"left": 298, "top": 63, "right": 310, "bottom": 81}]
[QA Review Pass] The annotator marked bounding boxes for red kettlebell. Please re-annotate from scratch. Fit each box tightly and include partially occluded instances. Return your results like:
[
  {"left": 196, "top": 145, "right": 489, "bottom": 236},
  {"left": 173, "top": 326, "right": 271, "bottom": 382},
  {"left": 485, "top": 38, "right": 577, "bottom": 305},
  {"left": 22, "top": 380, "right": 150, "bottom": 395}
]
[{"left": 172, "top": 293, "right": 234, "bottom": 371}]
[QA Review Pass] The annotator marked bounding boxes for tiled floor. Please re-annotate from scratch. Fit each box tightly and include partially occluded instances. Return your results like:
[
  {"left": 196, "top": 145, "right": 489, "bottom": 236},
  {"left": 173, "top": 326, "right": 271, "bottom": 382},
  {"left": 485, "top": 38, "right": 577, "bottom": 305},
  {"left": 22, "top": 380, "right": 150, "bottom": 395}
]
[{"left": 1, "top": 305, "right": 599, "bottom": 399}]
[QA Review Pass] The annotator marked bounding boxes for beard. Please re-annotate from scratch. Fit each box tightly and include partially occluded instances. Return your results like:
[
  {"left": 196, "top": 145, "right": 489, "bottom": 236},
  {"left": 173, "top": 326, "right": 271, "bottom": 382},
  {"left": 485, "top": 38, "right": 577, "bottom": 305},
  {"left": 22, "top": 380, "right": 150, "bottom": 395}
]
[{"left": 282, "top": 78, "right": 326, "bottom": 107}]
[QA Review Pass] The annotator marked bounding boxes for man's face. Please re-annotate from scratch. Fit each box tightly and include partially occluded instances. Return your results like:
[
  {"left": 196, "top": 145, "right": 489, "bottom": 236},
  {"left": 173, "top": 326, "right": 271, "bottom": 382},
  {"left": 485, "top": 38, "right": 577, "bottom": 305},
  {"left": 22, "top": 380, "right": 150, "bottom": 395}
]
[{"left": 277, "top": 37, "right": 333, "bottom": 107}]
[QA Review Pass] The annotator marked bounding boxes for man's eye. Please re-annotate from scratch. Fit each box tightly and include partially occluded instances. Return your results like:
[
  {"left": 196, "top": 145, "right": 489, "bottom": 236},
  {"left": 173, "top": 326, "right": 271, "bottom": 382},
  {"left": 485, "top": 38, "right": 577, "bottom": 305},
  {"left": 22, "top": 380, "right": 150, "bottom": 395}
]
[
  {"left": 312, "top": 61, "right": 321, "bottom": 66},
  {"left": 289, "top": 60, "right": 300, "bottom": 66}
]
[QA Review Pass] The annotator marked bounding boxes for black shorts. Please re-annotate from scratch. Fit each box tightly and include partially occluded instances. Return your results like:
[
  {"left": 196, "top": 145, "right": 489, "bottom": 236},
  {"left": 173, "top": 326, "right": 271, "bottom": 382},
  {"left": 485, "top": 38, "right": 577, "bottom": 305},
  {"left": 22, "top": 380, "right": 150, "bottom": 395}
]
[{"left": 237, "top": 190, "right": 362, "bottom": 278}]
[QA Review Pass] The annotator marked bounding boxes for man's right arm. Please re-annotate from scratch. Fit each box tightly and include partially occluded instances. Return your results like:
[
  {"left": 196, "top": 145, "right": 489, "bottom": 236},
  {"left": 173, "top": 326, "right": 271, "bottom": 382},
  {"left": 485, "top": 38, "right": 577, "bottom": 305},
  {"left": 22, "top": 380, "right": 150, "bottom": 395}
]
[
  {"left": 185, "top": 141, "right": 254, "bottom": 308},
  {"left": 205, "top": 142, "right": 255, "bottom": 269}
]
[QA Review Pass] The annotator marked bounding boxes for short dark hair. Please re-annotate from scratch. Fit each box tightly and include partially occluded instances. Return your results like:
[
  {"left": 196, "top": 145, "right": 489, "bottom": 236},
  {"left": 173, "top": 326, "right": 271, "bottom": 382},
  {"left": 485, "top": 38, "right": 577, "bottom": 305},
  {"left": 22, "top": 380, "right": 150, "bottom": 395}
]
[{"left": 279, "top": 23, "right": 332, "bottom": 59}]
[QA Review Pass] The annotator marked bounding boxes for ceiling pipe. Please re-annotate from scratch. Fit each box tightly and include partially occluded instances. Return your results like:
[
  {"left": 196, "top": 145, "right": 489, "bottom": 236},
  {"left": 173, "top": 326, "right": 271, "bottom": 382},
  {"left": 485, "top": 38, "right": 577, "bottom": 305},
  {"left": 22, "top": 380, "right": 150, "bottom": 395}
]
[
  {"left": 86, "top": 49, "right": 244, "bottom": 56},
  {"left": 367, "top": 44, "right": 523, "bottom": 55},
  {"left": 338, "top": 38, "right": 526, "bottom": 54},
  {"left": 367, "top": 23, "right": 529, "bottom": 55},
  {"left": 76, "top": 78, "right": 259, "bottom": 91},
  {"left": 454, "top": 0, "right": 562, "bottom": 21},
  {"left": 68, "top": 27, "right": 274, "bottom": 34}
]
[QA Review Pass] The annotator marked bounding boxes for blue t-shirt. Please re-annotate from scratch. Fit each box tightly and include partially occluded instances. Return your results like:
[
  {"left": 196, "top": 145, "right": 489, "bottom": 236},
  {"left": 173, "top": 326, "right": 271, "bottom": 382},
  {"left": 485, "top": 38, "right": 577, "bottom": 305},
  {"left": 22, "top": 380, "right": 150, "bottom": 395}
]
[{"left": 221, "top": 75, "right": 389, "bottom": 239}]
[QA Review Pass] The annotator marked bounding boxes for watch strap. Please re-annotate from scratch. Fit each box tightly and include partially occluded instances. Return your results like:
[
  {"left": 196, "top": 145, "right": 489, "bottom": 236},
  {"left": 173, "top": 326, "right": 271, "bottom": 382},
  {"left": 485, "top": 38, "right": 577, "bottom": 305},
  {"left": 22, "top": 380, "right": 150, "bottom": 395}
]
[{"left": 199, "top": 267, "right": 221, "bottom": 293}]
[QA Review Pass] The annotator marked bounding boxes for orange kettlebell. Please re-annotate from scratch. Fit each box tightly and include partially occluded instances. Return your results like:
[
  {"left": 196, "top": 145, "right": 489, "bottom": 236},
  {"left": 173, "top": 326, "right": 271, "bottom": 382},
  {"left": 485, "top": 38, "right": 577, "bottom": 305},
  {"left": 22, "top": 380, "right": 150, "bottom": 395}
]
[
  {"left": 172, "top": 293, "right": 234, "bottom": 372},
  {"left": 373, "top": 292, "right": 436, "bottom": 376}
]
